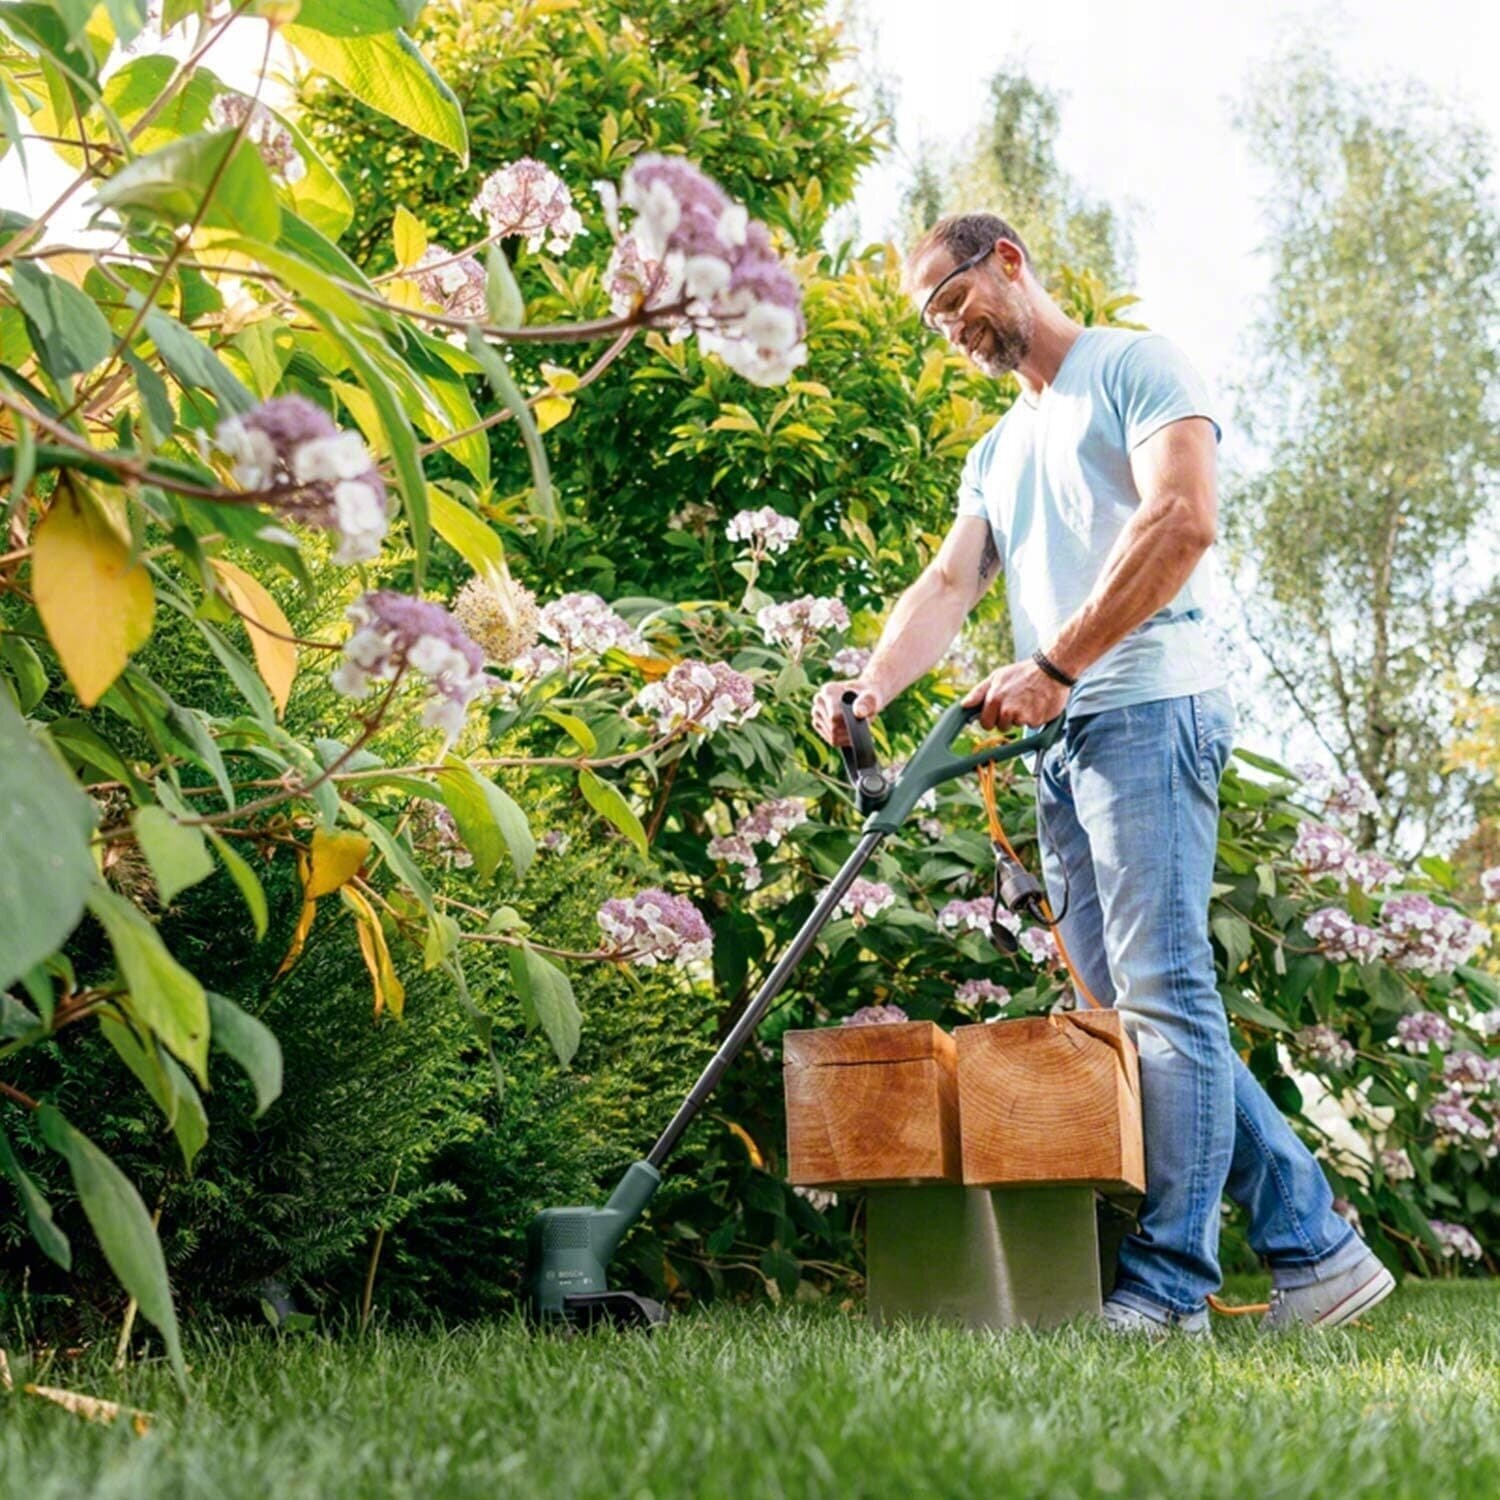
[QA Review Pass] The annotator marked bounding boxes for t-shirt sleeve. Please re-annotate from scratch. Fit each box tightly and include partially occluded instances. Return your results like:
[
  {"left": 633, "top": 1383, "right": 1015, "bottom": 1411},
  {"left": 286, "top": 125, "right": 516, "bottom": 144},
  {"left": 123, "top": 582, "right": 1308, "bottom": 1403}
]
[
  {"left": 955, "top": 436, "right": 989, "bottom": 519},
  {"left": 1110, "top": 333, "right": 1223, "bottom": 451}
]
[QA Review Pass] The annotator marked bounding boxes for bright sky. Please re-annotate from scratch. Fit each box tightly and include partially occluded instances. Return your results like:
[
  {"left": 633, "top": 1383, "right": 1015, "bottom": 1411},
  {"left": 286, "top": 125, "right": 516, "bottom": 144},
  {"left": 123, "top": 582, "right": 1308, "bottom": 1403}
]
[{"left": 848, "top": 0, "right": 1500, "bottom": 807}]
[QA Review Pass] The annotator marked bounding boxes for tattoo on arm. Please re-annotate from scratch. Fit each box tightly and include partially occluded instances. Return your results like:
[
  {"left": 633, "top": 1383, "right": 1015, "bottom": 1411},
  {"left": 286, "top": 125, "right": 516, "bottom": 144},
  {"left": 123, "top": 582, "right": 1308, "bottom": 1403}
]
[{"left": 977, "top": 528, "right": 1000, "bottom": 586}]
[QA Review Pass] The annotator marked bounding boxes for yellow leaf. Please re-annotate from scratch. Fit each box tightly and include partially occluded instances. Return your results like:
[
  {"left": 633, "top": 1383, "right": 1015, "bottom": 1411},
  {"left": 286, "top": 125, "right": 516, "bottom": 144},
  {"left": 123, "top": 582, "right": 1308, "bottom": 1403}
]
[
  {"left": 276, "top": 850, "right": 317, "bottom": 979},
  {"left": 724, "top": 1120, "right": 764, "bottom": 1168},
  {"left": 32, "top": 481, "right": 154, "bottom": 707},
  {"left": 327, "top": 379, "right": 387, "bottom": 457},
  {"left": 539, "top": 361, "right": 582, "bottom": 395},
  {"left": 383, "top": 277, "right": 430, "bottom": 312},
  {"left": 209, "top": 559, "right": 297, "bottom": 718},
  {"left": 306, "top": 828, "right": 371, "bottom": 898},
  {"left": 534, "top": 393, "right": 574, "bottom": 433},
  {"left": 24, "top": 1383, "right": 153, "bottom": 1434},
  {"left": 341, "top": 884, "right": 405, "bottom": 1019},
  {"left": 393, "top": 206, "right": 428, "bottom": 270}
]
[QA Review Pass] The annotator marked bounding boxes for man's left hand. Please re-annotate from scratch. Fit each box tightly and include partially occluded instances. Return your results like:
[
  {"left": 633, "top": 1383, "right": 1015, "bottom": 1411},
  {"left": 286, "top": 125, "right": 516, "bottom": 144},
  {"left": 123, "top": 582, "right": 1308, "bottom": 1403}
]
[{"left": 961, "top": 659, "right": 1071, "bottom": 730}]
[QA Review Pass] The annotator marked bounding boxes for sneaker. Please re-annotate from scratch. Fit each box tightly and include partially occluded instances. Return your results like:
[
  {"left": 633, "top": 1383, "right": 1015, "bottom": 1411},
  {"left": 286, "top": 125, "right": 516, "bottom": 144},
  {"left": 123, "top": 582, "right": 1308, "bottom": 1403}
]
[
  {"left": 1099, "top": 1297, "right": 1211, "bottom": 1340},
  {"left": 1262, "top": 1246, "right": 1396, "bottom": 1331}
]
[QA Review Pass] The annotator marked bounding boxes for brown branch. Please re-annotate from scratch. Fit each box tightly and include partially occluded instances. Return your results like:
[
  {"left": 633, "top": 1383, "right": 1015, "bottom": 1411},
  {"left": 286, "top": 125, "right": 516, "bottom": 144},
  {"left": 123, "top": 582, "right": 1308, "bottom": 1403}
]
[{"left": 0, "top": 1080, "right": 40, "bottom": 1111}]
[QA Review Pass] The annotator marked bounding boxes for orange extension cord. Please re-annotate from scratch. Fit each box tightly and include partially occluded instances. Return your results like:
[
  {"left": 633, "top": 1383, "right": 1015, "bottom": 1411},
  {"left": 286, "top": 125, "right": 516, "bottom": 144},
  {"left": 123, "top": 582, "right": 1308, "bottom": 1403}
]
[{"left": 974, "top": 748, "right": 1268, "bottom": 1319}]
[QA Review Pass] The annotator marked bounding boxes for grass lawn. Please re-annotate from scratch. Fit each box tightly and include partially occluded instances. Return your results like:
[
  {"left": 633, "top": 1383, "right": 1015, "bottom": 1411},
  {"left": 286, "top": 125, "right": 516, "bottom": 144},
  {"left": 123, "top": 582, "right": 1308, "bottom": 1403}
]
[{"left": 3, "top": 1276, "right": 1497, "bottom": 1498}]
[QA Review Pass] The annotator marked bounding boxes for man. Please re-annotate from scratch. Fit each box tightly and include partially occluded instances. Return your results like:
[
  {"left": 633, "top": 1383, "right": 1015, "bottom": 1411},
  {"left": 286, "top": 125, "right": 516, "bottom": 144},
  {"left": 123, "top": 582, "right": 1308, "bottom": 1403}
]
[{"left": 811, "top": 212, "right": 1395, "bottom": 1336}]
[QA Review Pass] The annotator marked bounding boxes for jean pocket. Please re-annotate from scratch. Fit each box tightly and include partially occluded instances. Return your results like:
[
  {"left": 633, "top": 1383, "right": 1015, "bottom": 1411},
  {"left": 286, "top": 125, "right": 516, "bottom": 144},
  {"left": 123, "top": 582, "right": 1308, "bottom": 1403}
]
[{"left": 1191, "top": 688, "right": 1236, "bottom": 786}]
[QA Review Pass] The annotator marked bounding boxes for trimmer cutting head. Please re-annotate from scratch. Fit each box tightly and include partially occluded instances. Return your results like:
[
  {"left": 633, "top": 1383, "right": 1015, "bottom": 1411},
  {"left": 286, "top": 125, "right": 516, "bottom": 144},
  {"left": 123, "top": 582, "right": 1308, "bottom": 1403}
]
[{"left": 525, "top": 1164, "right": 669, "bottom": 1330}]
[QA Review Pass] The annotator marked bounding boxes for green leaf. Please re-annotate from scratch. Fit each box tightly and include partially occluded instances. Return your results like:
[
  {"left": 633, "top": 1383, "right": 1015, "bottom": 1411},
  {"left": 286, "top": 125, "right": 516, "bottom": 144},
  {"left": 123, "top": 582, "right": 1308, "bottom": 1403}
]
[
  {"left": 282, "top": 25, "right": 468, "bottom": 162},
  {"left": 0, "top": 632, "right": 47, "bottom": 711},
  {"left": 273, "top": 106, "right": 353, "bottom": 240},
  {"left": 578, "top": 767, "right": 648, "bottom": 859},
  {"left": 1220, "top": 985, "right": 1293, "bottom": 1034},
  {"left": 508, "top": 943, "right": 581, "bottom": 1066},
  {"left": 205, "top": 829, "right": 268, "bottom": 939},
  {"left": 131, "top": 804, "right": 214, "bottom": 904},
  {"left": 464, "top": 325, "right": 557, "bottom": 541},
  {"left": 316, "top": 313, "right": 429, "bottom": 581},
  {"left": 1211, "top": 912, "right": 1253, "bottom": 975},
  {"left": 291, "top": 0, "right": 421, "bottom": 37},
  {"left": 94, "top": 128, "right": 281, "bottom": 240},
  {"left": 86, "top": 884, "right": 210, "bottom": 1085},
  {"left": 1232, "top": 746, "right": 1298, "bottom": 780},
  {"left": 207, "top": 990, "right": 282, "bottom": 1117},
  {"left": 100, "top": 1014, "right": 207, "bottom": 1173},
  {"left": 11, "top": 259, "right": 113, "bottom": 381},
  {"left": 541, "top": 709, "right": 596, "bottom": 754},
  {"left": 435, "top": 754, "right": 534, "bottom": 881},
  {"left": 0, "top": 1121, "right": 71, "bottom": 1270},
  {"left": 144, "top": 308, "right": 255, "bottom": 415},
  {"left": 429, "top": 485, "right": 506, "bottom": 572},
  {"left": 0, "top": 690, "right": 96, "bottom": 990},
  {"left": 38, "top": 1104, "right": 185, "bottom": 1392},
  {"left": 484, "top": 244, "right": 524, "bottom": 326}
]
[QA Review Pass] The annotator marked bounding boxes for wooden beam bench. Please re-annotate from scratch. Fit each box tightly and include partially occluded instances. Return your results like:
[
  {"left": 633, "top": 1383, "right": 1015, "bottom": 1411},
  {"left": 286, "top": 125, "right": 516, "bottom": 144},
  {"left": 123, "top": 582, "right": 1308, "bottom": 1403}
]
[{"left": 784, "top": 1012, "right": 1144, "bottom": 1330}]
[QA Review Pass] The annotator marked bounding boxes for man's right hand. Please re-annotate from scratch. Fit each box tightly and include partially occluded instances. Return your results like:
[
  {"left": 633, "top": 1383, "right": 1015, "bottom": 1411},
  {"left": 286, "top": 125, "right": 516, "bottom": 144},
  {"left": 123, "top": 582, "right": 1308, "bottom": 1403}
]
[{"left": 811, "top": 679, "right": 886, "bottom": 748}]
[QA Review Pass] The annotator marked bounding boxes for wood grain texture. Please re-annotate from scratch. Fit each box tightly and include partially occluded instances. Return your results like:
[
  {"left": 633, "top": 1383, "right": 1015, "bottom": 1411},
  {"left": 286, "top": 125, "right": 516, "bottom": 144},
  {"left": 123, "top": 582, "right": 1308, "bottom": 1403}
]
[
  {"left": 784, "top": 1022, "right": 960, "bottom": 1188},
  {"left": 956, "top": 1011, "right": 1145, "bottom": 1193}
]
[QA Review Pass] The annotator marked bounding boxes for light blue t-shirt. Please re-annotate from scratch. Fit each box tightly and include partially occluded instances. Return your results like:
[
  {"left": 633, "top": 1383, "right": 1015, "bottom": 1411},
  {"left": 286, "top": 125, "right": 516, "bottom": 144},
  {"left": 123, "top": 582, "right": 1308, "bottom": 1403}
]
[{"left": 956, "top": 326, "right": 1226, "bottom": 718}]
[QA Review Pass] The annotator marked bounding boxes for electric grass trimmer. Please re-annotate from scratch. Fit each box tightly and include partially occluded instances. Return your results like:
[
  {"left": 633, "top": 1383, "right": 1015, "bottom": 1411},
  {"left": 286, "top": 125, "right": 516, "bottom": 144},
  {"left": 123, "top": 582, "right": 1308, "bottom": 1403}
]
[{"left": 525, "top": 692, "right": 1063, "bottom": 1330}]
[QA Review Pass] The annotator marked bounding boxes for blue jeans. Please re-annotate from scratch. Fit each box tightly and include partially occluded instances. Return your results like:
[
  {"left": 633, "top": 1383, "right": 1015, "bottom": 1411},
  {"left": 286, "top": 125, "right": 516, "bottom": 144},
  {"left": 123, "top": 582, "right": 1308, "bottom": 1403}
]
[{"left": 1033, "top": 688, "right": 1361, "bottom": 1321}]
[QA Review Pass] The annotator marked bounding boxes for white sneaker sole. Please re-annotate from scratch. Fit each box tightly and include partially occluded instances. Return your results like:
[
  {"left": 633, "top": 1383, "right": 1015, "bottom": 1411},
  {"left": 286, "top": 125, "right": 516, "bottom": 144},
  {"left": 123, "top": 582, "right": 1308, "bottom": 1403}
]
[{"left": 1298, "top": 1262, "right": 1397, "bottom": 1329}]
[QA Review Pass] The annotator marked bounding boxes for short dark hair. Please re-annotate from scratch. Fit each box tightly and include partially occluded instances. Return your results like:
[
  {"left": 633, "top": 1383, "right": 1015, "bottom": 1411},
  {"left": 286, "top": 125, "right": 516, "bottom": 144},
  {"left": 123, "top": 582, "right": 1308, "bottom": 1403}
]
[{"left": 910, "top": 212, "right": 1031, "bottom": 272}]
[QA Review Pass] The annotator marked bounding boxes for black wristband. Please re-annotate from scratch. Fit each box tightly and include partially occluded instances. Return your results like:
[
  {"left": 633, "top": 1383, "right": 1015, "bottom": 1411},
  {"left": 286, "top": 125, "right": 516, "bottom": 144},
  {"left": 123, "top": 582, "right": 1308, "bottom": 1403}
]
[{"left": 1031, "top": 649, "right": 1077, "bottom": 688}]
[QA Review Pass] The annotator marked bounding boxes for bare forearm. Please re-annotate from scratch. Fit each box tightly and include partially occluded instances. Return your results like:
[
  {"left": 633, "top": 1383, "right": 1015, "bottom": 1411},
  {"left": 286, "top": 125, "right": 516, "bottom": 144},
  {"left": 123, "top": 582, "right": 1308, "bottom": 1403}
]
[
  {"left": 864, "top": 567, "right": 971, "bottom": 701},
  {"left": 1047, "top": 503, "right": 1211, "bottom": 678}
]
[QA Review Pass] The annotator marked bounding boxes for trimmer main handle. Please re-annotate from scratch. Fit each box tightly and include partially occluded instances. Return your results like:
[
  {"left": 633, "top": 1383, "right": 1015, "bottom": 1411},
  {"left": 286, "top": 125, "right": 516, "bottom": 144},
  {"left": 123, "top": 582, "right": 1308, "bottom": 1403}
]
[{"left": 865, "top": 700, "right": 1063, "bottom": 834}]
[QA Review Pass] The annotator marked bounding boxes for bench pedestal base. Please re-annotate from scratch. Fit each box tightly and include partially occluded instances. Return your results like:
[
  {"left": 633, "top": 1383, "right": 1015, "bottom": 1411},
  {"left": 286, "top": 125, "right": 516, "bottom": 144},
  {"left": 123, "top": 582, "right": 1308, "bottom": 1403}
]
[{"left": 866, "top": 1185, "right": 1104, "bottom": 1331}]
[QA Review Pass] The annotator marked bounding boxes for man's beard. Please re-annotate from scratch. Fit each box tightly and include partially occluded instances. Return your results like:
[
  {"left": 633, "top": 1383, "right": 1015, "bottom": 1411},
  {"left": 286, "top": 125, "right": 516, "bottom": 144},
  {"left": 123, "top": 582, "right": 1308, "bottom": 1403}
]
[{"left": 967, "top": 299, "right": 1034, "bottom": 375}]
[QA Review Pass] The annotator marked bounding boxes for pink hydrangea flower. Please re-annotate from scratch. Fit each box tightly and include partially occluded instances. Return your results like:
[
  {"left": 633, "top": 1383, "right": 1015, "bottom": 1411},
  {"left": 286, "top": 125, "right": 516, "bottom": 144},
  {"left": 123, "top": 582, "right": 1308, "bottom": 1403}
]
[
  {"left": 635, "top": 660, "right": 759, "bottom": 736},
  {"left": 596, "top": 889, "right": 712, "bottom": 968},
  {"left": 330, "top": 591, "right": 488, "bottom": 743},
  {"left": 956, "top": 978, "right": 1011, "bottom": 1010},
  {"left": 707, "top": 831, "right": 761, "bottom": 891},
  {"left": 941, "top": 639, "right": 984, "bottom": 683},
  {"left": 756, "top": 595, "right": 849, "bottom": 660},
  {"left": 1296, "top": 1024, "right": 1356, "bottom": 1071},
  {"left": 1291, "top": 822, "right": 1356, "bottom": 878},
  {"left": 469, "top": 158, "right": 584, "bottom": 253},
  {"left": 829, "top": 645, "right": 872, "bottom": 678},
  {"left": 1442, "top": 1050, "right": 1500, "bottom": 1094},
  {"left": 216, "top": 396, "right": 390, "bottom": 564},
  {"left": 842, "top": 1003, "right": 908, "bottom": 1026},
  {"left": 938, "top": 897, "right": 1018, "bottom": 937},
  {"left": 1379, "top": 1146, "right": 1415, "bottom": 1180},
  {"left": 604, "top": 155, "right": 806, "bottom": 386},
  {"left": 537, "top": 591, "right": 645, "bottom": 658},
  {"left": 1380, "top": 893, "right": 1488, "bottom": 977},
  {"left": 1343, "top": 851, "right": 1399, "bottom": 892},
  {"left": 793, "top": 1184, "right": 838, "bottom": 1212},
  {"left": 834, "top": 878, "right": 895, "bottom": 922},
  {"left": 413, "top": 246, "right": 489, "bottom": 321},
  {"left": 1304, "top": 907, "right": 1388, "bottom": 965},
  {"left": 725, "top": 506, "right": 799, "bottom": 559},
  {"left": 1325, "top": 772, "right": 1380, "bottom": 822},
  {"left": 1393, "top": 1012, "right": 1454, "bottom": 1054},
  {"left": 1019, "top": 926, "right": 1061, "bottom": 966},
  {"left": 1430, "top": 1220, "right": 1484, "bottom": 1260},
  {"left": 1428, "top": 1088, "right": 1496, "bottom": 1155},
  {"left": 1481, "top": 867, "right": 1500, "bottom": 904},
  {"left": 738, "top": 798, "right": 808, "bottom": 847}
]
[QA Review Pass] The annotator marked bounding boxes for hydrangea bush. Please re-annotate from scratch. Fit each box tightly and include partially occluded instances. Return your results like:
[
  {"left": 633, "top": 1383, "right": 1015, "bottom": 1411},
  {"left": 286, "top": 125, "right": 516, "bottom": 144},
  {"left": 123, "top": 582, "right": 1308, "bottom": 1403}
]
[{"left": 0, "top": 1, "right": 1493, "bottom": 1358}]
